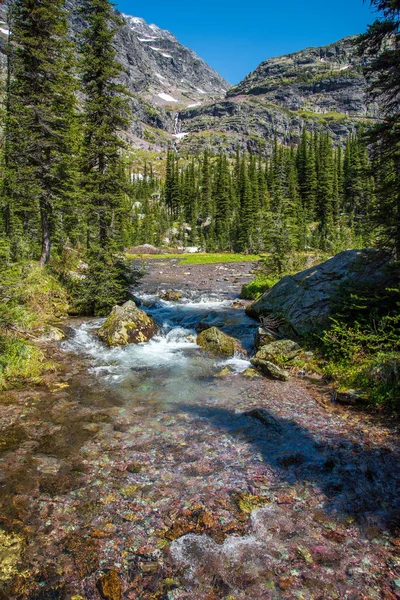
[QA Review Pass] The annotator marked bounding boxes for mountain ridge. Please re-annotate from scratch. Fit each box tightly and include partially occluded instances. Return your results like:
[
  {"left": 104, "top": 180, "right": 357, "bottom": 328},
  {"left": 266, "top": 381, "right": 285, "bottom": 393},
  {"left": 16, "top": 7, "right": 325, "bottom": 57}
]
[
  {"left": 177, "top": 35, "right": 378, "bottom": 154},
  {"left": 0, "top": 1, "right": 377, "bottom": 153}
]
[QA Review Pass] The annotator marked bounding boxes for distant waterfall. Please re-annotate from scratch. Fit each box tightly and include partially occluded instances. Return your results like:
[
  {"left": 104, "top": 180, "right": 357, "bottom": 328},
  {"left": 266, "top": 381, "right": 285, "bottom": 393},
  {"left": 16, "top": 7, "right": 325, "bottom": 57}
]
[{"left": 174, "top": 112, "right": 181, "bottom": 135}]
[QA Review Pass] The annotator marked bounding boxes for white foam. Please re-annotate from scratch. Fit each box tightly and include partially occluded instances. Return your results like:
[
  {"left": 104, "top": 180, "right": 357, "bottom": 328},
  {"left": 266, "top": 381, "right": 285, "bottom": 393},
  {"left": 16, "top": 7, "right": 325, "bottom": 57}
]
[
  {"left": 215, "top": 355, "right": 251, "bottom": 373},
  {"left": 63, "top": 320, "right": 197, "bottom": 381}
]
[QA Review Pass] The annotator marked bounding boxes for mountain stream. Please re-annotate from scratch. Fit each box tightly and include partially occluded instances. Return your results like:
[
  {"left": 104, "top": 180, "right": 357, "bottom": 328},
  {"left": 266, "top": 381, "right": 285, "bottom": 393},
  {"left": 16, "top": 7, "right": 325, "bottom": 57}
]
[{"left": 1, "top": 260, "right": 400, "bottom": 599}]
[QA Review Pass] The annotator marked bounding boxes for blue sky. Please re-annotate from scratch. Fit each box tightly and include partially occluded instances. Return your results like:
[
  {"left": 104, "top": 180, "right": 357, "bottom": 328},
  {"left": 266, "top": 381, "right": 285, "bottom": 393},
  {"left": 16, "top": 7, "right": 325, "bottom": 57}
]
[{"left": 114, "top": 0, "right": 377, "bottom": 84}]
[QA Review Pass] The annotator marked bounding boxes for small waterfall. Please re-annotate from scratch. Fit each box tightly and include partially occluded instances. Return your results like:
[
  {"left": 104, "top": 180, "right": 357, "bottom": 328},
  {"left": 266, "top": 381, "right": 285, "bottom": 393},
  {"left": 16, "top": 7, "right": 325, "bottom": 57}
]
[{"left": 174, "top": 112, "right": 181, "bottom": 135}]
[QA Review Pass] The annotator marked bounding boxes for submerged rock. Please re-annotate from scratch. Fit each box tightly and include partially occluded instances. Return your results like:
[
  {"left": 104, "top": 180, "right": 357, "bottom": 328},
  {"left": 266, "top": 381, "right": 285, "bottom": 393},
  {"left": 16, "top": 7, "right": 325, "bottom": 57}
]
[
  {"left": 0, "top": 530, "right": 25, "bottom": 583},
  {"left": 246, "top": 408, "right": 282, "bottom": 431},
  {"left": 215, "top": 366, "right": 234, "bottom": 378},
  {"left": 197, "top": 327, "right": 246, "bottom": 356},
  {"left": 160, "top": 290, "right": 183, "bottom": 301},
  {"left": 242, "top": 368, "right": 262, "bottom": 379},
  {"left": 196, "top": 311, "right": 226, "bottom": 333},
  {"left": 98, "top": 301, "right": 158, "bottom": 347},
  {"left": 96, "top": 570, "right": 121, "bottom": 600},
  {"left": 250, "top": 357, "right": 289, "bottom": 381},
  {"left": 247, "top": 249, "right": 391, "bottom": 335}
]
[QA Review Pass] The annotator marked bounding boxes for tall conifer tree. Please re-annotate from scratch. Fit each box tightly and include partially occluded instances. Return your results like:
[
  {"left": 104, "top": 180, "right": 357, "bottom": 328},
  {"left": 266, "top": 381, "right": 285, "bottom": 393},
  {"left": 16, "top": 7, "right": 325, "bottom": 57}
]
[
  {"left": 79, "top": 0, "right": 130, "bottom": 251},
  {"left": 2, "top": 0, "right": 76, "bottom": 264}
]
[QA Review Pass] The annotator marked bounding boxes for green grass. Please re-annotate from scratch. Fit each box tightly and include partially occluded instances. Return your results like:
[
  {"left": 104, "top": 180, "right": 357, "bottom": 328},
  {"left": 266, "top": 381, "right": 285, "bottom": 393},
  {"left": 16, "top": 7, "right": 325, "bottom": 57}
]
[
  {"left": 240, "top": 275, "right": 279, "bottom": 300},
  {"left": 179, "top": 253, "right": 262, "bottom": 265},
  {"left": 126, "top": 252, "right": 263, "bottom": 265},
  {"left": 0, "top": 263, "right": 68, "bottom": 390},
  {"left": 0, "top": 335, "right": 54, "bottom": 390}
]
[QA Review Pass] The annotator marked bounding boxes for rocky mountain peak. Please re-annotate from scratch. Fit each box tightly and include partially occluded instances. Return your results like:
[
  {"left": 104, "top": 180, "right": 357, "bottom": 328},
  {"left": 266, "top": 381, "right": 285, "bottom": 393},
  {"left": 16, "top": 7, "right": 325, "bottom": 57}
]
[{"left": 117, "top": 11, "right": 230, "bottom": 107}]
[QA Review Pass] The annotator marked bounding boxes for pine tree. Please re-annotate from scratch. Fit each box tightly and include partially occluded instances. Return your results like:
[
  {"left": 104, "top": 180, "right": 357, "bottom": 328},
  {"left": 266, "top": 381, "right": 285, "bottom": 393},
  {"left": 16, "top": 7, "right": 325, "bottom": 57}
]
[
  {"left": 1, "top": 0, "right": 77, "bottom": 264},
  {"left": 200, "top": 149, "right": 212, "bottom": 220},
  {"left": 316, "top": 132, "right": 335, "bottom": 247},
  {"left": 79, "top": 0, "right": 131, "bottom": 251},
  {"left": 214, "top": 154, "right": 232, "bottom": 249},
  {"left": 357, "top": 0, "right": 400, "bottom": 255}
]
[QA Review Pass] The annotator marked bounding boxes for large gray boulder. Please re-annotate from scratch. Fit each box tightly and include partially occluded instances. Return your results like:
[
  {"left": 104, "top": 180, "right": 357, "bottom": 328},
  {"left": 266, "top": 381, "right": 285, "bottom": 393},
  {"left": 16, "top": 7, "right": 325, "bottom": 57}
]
[{"left": 246, "top": 250, "right": 391, "bottom": 336}]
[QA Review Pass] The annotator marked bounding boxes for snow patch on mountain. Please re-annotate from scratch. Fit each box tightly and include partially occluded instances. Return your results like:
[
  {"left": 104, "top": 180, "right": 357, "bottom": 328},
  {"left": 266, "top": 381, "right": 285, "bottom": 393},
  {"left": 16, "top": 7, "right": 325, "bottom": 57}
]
[{"left": 158, "top": 93, "right": 178, "bottom": 102}]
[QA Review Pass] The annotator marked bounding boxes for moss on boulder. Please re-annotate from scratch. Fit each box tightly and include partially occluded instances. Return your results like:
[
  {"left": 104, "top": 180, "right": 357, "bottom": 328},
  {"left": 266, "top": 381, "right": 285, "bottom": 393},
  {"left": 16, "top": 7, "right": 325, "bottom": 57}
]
[
  {"left": 255, "top": 340, "right": 301, "bottom": 365},
  {"left": 97, "top": 301, "right": 158, "bottom": 347},
  {"left": 160, "top": 290, "right": 183, "bottom": 301},
  {"left": 197, "top": 327, "right": 245, "bottom": 357}
]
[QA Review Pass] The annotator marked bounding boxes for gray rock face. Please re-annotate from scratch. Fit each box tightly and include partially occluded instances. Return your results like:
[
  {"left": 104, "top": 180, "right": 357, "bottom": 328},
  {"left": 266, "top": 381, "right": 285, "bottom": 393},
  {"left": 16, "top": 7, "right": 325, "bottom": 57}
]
[
  {"left": 247, "top": 250, "right": 391, "bottom": 336},
  {"left": 0, "top": 3, "right": 379, "bottom": 154},
  {"left": 229, "top": 37, "right": 376, "bottom": 117},
  {"left": 179, "top": 37, "right": 379, "bottom": 154},
  {"left": 254, "top": 327, "right": 277, "bottom": 350}
]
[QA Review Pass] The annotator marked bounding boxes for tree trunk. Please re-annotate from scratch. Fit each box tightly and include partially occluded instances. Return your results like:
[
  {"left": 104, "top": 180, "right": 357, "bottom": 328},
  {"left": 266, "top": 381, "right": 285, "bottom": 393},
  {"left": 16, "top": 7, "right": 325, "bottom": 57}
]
[{"left": 39, "top": 199, "right": 51, "bottom": 265}]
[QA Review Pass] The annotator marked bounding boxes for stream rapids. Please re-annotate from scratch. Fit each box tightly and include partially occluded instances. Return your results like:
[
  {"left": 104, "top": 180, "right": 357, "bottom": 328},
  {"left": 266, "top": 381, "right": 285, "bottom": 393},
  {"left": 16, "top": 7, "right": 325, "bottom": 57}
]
[{"left": 1, "top": 261, "right": 400, "bottom": 599}]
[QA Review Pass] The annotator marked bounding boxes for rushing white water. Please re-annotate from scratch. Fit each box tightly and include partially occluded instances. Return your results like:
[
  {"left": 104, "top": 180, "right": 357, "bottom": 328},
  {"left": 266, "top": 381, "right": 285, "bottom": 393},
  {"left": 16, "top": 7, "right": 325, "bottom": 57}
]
[{"left": 62, "top": 290, "right": 255, "bottom": 388}]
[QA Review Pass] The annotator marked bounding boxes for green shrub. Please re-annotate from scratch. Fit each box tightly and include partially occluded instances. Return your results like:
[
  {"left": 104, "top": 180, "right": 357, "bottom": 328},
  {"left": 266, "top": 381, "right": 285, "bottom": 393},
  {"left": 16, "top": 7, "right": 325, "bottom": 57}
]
[
  {"left": 0, "top": 262, "right": 67, "bottom": 389},
  {"left": 357, "top": 352, "right": 400, "bottom": 407},
  {"left": 320, "top": 266, "right": 400, "bottom": 408}
]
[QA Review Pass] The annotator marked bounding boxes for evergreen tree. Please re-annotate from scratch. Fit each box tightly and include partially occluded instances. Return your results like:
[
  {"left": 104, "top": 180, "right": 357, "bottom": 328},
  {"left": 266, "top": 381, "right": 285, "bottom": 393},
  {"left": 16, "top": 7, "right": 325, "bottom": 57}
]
[
  {"left": 200, "top": 149, "right": 212, "bottom": 220},
  {"left": 1, "top": 0, "right": 77, "bottom": 264},
  {"left": 79, "top": 0, "right": 131, "bottom": 251},
  {"left": 316, "top": 132, "right": 335, "bottom": 247},
  {"left": 214, "top": 154, "right": 232, "bottom": 249},
  {"left": 357, "top": 0, "right": 400, "bottom": 255}
]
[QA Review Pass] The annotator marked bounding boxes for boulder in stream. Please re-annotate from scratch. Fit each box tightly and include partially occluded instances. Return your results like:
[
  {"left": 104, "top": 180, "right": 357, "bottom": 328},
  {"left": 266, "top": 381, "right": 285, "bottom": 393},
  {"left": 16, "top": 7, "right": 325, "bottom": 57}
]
[
  {"left": 98, "top": 300, "right": 158, "bottom": 347},
  {"left": 247, "top": 249, "right": 391, "bottom": 336},
  {"left": 160, "top": 289, "right": 183, "bottom": 301},
  {"left": 197, "top": 326, "right": 246, "bottom": 356}
]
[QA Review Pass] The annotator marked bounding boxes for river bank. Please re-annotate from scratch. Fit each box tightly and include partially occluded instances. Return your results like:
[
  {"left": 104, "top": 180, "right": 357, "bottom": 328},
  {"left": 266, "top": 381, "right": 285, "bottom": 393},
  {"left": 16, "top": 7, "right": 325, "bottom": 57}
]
[{"left": 0, "top": 259, "right": 400, "bottom": 600}]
